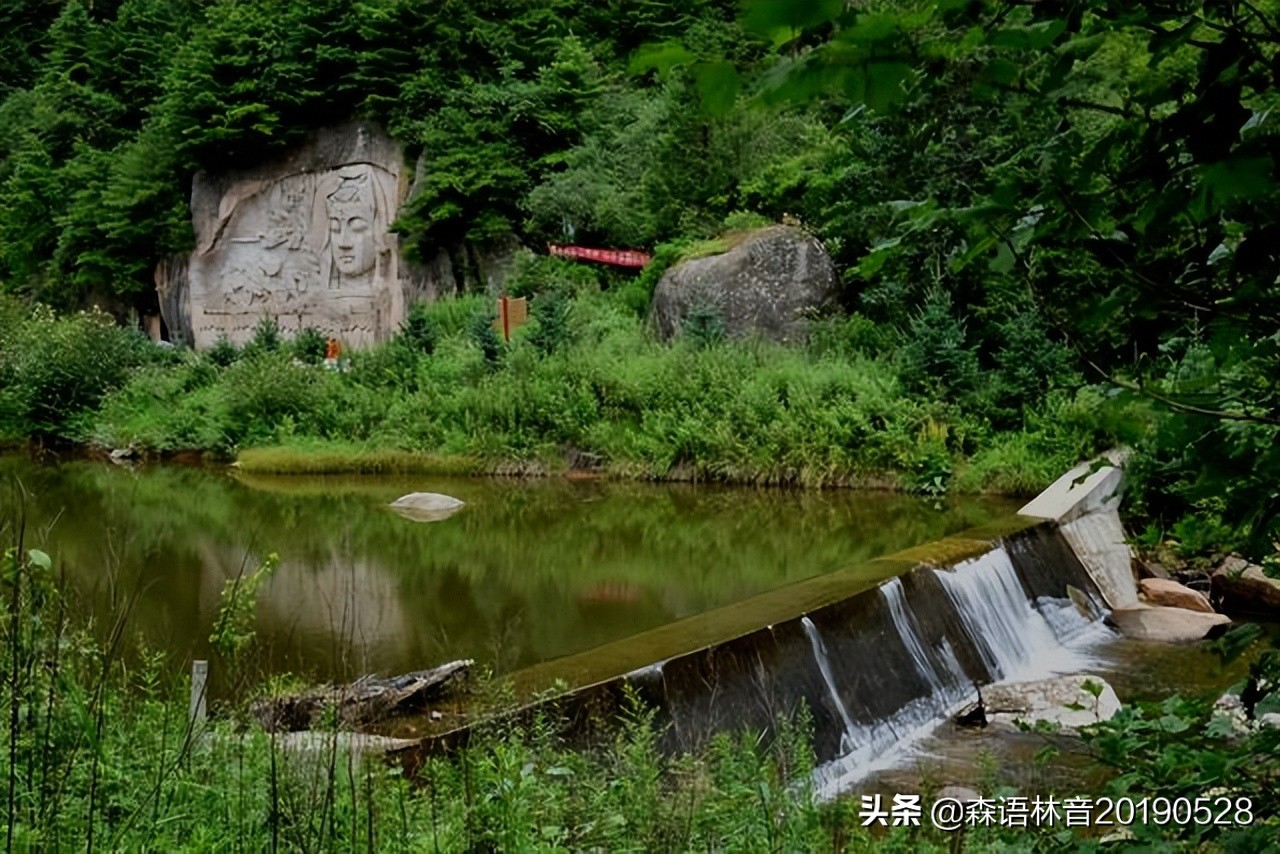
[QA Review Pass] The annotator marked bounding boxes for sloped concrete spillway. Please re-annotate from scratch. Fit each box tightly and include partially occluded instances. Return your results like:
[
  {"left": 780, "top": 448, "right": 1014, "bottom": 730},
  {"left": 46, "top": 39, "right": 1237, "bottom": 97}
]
[{"left": 391, "top": 459, "right": 1130, "bottom": 793}]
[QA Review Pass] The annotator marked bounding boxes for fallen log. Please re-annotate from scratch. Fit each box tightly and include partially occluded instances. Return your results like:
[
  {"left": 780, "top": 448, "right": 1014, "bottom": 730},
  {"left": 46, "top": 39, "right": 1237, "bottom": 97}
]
[{"left": 254, "top": 659, "right": 472, "bottom": 732}]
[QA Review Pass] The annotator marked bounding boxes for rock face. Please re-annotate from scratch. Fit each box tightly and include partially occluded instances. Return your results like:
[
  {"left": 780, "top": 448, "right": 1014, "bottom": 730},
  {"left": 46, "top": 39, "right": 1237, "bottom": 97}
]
[
  {"left": 983, "top": 675, "right": 1121, "bottom": 729},
  {"left": 156, "top": 121, "right": 526, "bottom": 349},
  {"left": 1212, "top": 556, "right": 1280, "bottom": 615},
  {"left": 1018, "top": 451, "right": 1138, "bottom": 610},
  {"left": 1138, "top": 577, "right": 1214, "bottom": 613},
  {"left": 388, "top": 492, "right": 465, "bottom": 522},
  {"left": 1132, "top": 557, "right": 1171, "bottom": 580},
  {"left": 1110, "top": 605, "right": 1230, "bottom": 642},
  {"left": 650, "top": 225, "right": 836, "bottom": 343}
]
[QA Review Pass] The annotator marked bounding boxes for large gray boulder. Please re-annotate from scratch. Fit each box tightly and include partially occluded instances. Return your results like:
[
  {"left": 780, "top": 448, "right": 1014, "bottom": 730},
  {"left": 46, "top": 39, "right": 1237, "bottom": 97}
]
[{"left": 650, "top": 225, "right": 836, "bottom": 343}]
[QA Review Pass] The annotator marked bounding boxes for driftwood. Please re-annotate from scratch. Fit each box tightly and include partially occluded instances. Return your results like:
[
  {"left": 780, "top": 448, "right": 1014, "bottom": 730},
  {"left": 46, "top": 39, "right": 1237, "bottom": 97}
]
[
  {"left": 254, "top": 660, "right": 472, "bottom": 732},
  {"left": 953, "top": 683, "right": 988, "bottom": 728}
]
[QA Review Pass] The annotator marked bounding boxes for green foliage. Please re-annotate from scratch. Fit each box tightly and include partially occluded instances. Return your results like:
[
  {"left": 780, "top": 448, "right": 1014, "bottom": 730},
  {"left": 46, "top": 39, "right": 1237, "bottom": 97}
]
[
  {"left": 206, "top": 334, "right": 240, "bottom": 368},
  {"left": 469, "top": 306, "right": 504, "bottom": 367},
  {"left": 0, "top": 300, "right": 150, "bottom": 438},
  {"left": 399, "top": 302, "right": 440, "bottom": 356},
  {"left": 615, "top": 238, "right": 689, "bottom": 316},
  {"left": 209, "top": 552, "right": 279, "bottom": 660},
  {"left": 291, "top": 326, "right": 326, "bottom": 365},
  {"left": 895, "top": 288, "right": 980, "bottom": 403},
  {"left": 1081, "top": 624, "right": 1280, "bottom": 847},
  {"left": 244, "top": 315, "right": 282, "bottom": 356},
  {"left": 681, "top": 301, "right": 727, "bottom": 348},
  {"left": 37, "top": 288, "right": 1122, "bottom": 489},
  {"left": 641, "top": 0, "right": 1280, "bottom": 558},
  {"left": 505, "top": 254, "right": 602, "bottom": 300},
  {"left": 526, "top": 290, "right": 574, "bottom": 355}
]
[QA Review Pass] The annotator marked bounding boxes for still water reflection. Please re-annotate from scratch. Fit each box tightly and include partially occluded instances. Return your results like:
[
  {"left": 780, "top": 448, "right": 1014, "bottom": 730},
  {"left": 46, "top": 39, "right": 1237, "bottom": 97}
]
[{"left": 3, "top": 456, "right": 1017, "bottom": 686}]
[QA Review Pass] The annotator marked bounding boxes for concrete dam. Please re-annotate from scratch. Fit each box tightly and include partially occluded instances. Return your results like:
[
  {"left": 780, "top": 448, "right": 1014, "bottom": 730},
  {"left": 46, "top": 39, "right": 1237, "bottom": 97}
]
[{"left": 388, "top": 457, "right": 1135, "bottom": 792}]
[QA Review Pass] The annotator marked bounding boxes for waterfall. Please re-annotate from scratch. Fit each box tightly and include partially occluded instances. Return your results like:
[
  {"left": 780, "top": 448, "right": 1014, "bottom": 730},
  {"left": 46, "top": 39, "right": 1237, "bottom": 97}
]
[
  {"left": 880, "top": 577, "right": 967, "bottom": 703},
  {"left": 801, "top": 616, "right": 860, "bottom": 753},
  {"left": 810, "top": 546, "right": 1109, "bottom": 797},
  {"left": 935, "top": 548, "right": 1100, "bottom": 681}
]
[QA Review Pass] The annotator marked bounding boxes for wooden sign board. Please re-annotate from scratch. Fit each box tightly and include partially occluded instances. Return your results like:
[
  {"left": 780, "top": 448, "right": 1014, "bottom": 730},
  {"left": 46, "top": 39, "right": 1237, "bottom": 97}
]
[{"left": 493, "top": 296, "right": 528, "bottom": 341}]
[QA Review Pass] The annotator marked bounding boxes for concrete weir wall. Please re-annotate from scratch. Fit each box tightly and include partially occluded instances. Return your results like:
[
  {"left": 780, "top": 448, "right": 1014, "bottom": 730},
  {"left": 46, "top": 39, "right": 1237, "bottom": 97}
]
[{"left": 391, "top": 457, "right": 1134, "bottom": 781}]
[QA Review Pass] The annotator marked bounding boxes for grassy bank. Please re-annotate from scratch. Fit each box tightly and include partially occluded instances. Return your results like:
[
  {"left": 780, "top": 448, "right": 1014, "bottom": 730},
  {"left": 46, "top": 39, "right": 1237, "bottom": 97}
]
[
  {"left": 0, "top": 287, "right": 1136, "bottom": 496},
  {"left": 236, "top": 444, "right": 487, "bottom": 477},
  {"left": 0, "top": 543, "right": 960, "bottom": 852},
  {"left": 5, "top": 544, "right": 1278, "bottom": 852}
]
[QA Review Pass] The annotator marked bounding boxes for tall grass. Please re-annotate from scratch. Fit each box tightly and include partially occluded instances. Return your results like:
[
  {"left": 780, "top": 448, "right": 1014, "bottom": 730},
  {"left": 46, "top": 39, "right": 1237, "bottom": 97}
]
[
  {"left": 5, "top": 532, "right": 1052, "bottom": 853},
  {"left": 6, "top": 524, "right": 1144, "bottom": 852},
  {"left": 2, "top": 290, "right": 1135, "bottom": 494}
]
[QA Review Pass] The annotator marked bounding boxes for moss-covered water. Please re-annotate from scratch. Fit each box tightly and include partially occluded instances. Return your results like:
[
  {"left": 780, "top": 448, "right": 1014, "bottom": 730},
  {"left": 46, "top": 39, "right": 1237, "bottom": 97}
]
[{"left": 2, "top": 454, "right": 1017, "bottom": 688}]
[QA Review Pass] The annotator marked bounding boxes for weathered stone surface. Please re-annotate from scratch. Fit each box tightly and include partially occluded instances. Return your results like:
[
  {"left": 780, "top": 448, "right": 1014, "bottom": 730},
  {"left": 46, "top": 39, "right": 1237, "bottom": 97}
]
[
  {"left": 178, "top": 122, "right": 407, "bottom": 348},
  {"left": 1212, "top": 556, "right": 1280, "bottom": 614},
  {"left": 984, "top": 675, "right": 1121, "bottom": 729},
  {"left": 157, "top": 121, "right": 512, "bottom": 349},
  {"left": 388, "top": 492, "right": 464, "bottom": 522},
  {"left": 1133, "top": 557, "right": 1171, "bottom": 580},
  {"left": 1110, "top": 605, "right": 1230, "bottom": 642},
  {"left": 650, "top": 225, "right": 836, "bottom": 343},
  {"left": 1019, "top": 451, "right": 1138, "bottom": 610},
  {"left": 1138, "top": 577, "right": 1214, "bottom": 613}
]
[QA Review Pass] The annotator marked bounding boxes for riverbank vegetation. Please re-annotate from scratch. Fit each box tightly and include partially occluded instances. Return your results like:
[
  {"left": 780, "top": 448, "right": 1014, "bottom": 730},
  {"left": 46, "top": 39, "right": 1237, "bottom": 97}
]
[
  {"left": 2, "top": 0, "right": 1277, "bottom": 562},
  {"left": 3, "top": 543, "right": 1277, "bottom": 852},
  {"left": 5, "top": 539, "right": 1279, "bottom": 852},
  {"left": 0, "top": 288, "right": 1126, "bottom": 495}
]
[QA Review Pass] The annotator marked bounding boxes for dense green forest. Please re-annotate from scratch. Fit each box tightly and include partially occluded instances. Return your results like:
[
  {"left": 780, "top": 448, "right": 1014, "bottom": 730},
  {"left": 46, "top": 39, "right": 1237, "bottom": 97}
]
[
  {"left": 1, "top": 0, "right": 1278, "bottom": 566},
  {"left": 3, "top": 2, "right": 1280, "bottom": 849}
]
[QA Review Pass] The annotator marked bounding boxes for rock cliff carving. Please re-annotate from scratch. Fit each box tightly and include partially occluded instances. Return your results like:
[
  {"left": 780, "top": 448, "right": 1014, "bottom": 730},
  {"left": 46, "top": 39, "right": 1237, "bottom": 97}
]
[
  {"left": 190, "top": 158, "right": 401, "bottom": 349},
  {"left": 157, "top": 122, "right": 526, "bottom": 349}
]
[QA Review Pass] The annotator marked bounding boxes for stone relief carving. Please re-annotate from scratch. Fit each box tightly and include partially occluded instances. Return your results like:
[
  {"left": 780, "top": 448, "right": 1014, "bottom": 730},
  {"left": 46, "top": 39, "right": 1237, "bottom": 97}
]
[
  {"left": 157, "top": 122, "right": 526, "bottom": 349},
  {"left": 164, "top": 123, "right": 401, "bottom": 349},
  {"left": 188, "top": 157, "right": 402, "bottom": 348}
]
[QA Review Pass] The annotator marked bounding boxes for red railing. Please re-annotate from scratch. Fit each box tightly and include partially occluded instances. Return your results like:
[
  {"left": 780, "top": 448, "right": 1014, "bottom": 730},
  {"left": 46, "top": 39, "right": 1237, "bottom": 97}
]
[{"left": 548, "top": 244, "right": 652, "bottom": 268}]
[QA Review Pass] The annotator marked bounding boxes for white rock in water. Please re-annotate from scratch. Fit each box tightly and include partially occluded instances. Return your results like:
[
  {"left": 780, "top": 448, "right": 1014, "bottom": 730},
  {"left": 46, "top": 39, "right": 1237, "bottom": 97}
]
[
  {"left": 1110, "top": 605, "right": 1230, "bottom": 642},
  {"left": 388, "top": 492, "right": 464, "bottom": 522},
  {"left": 984, "top": 674, "right": 1121, "bottom": 730}
]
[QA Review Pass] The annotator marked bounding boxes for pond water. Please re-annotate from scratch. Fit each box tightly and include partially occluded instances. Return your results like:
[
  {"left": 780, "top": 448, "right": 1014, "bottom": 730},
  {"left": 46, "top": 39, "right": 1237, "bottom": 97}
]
[{"left": 1, "top": 454, "right": 1018, "bottom": 690}]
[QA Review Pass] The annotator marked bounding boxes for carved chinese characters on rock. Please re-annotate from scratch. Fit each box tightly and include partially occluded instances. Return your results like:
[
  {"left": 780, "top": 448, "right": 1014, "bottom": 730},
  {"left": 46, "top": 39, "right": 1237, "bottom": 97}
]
[{"left": 187, "top": 160, "right": 402, "bottom": 349}]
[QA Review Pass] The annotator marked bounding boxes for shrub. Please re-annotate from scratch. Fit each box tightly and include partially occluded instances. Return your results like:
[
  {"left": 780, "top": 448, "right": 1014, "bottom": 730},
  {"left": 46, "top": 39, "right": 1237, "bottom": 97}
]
[
  {"left": 681, "top": 302, "right": 726, "bottom": 349},
  {"left": 221, "top": 352, "right": 324, "bottom": 445},
  {"left": 400, "top": 302, "right": 440, "bottom": 356},
  {"left": 243, "top": 316, "right": 282, "bottom": 357},
  {"left": 0, "top": 304, "right": 148, "bottom": 437},
  {"left": 506, "top": 253, "right": 602, "bottom": 299},
  {"left": 527, "top": 290, "right": 574, "bottom": 355},
  {"left": 469, "top": 307, "right": 504, "bottom": 366},
  {"left": 292, "top": 326, "right": 327, "bottom": 365},
  {"left": 206, "top": 334, "right": 240, "bottom": 367}
]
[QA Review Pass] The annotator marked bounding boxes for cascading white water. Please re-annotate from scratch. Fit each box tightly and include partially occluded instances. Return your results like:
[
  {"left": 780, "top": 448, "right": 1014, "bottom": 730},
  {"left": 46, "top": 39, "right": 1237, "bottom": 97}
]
[
  {"left": 880, "top": 577, "right": 967, "bottom": 702},
  {"left": 801, "top": 616, "right": 860, "bottom": 753},
  {"left": 934, "top": 548, "right": 1098, "bottom": 681},
  {"left": 810, "top": 546, "right": 1110, "bottom": 798}
]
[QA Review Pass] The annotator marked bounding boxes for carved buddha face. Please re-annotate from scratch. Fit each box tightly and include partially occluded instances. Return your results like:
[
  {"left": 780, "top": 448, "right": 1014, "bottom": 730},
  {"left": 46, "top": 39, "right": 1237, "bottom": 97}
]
[
  {"left": 329, "top": 205, "right": 374, "bottom": 276},
  {"left": 325, "top": 168, "right": 378, "bottom": 277}
]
